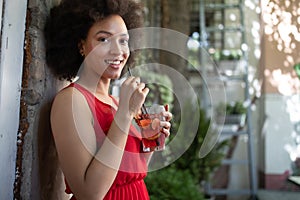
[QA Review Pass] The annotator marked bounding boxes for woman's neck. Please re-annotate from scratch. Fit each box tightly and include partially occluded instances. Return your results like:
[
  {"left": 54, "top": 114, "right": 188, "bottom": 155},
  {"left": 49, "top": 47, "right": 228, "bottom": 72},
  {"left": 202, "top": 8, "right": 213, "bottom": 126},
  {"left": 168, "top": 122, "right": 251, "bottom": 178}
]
[{"left": 76, "top": 76, "right": 111, "bottom": 97}]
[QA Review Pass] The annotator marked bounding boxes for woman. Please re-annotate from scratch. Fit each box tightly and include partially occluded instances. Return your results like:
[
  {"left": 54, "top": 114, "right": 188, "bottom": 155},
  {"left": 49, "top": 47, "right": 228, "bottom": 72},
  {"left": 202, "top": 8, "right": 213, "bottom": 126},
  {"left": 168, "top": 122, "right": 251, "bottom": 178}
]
[{"left": 44, "top": 0, "right": 172, "bottom": 199}]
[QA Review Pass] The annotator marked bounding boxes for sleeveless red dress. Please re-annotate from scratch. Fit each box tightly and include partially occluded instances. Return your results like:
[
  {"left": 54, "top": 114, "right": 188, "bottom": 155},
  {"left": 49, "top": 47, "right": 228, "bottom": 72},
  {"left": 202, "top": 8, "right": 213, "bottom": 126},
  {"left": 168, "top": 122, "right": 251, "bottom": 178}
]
[{"left": 65, "top": 83, "right": 150, "bottom": 200}]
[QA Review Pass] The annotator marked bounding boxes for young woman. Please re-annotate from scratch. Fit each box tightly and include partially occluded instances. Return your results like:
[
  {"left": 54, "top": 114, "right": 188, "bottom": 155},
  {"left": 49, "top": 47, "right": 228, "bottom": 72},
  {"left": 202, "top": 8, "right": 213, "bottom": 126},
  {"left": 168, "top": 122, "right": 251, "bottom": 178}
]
[{"left": 44, "top": 0, "right": 172, "bottom": 199}]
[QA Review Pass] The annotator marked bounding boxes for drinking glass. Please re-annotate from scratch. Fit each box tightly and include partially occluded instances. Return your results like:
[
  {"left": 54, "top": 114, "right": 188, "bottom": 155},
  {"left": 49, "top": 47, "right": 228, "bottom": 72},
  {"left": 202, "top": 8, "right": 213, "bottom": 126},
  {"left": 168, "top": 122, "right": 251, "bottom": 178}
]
[{"left": 135, "top": 104, "right": 166, "bottom": 152}]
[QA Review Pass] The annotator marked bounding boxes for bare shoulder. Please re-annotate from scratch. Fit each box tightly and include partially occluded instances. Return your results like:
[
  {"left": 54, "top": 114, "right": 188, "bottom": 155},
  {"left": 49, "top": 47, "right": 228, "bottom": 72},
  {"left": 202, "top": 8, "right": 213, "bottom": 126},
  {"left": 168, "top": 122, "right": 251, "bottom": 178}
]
[
  {"left": 50, "top": 86, "right": 93, "bottom": 137},
  {"left": 52, "top": 86, "right": 83, "bottom": 106},
  {"left": 51, "top": 87, "right": 89, "bottom": 113}
]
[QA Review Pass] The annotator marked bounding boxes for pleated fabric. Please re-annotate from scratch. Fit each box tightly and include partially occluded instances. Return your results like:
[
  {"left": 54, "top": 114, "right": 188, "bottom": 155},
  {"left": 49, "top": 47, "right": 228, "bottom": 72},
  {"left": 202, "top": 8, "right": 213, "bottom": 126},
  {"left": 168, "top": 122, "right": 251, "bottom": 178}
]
[{"left": 65, "top": 83, "right": 149, "bottom": 200}]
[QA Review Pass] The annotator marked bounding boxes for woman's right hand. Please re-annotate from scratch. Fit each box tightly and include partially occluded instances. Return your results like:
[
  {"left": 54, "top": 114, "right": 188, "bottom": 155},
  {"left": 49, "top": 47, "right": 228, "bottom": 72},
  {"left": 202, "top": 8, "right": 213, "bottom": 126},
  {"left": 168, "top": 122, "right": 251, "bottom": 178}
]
[{"left": 118, "top": 76, "right": 149, "bottom": 117}]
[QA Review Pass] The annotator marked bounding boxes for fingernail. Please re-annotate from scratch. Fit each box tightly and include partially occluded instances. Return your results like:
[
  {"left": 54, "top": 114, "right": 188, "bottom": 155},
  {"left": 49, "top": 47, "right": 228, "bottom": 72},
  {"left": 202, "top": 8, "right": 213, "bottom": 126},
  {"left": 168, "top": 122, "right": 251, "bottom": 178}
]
[{"left": 164, "top": 104, "right": 169, "bottom": 111}]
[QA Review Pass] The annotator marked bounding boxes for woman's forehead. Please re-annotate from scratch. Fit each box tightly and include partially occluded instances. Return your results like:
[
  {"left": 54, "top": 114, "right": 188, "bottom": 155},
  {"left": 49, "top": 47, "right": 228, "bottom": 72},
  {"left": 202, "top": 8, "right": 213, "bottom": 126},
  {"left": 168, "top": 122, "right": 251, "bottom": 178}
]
[{"left": 90, "top": 15, "right": 128, "bottom": 36}]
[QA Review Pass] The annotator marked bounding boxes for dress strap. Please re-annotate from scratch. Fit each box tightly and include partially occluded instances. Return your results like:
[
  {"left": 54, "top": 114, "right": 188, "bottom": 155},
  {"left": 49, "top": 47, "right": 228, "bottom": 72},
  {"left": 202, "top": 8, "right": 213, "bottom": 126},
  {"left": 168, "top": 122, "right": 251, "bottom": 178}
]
[{"left": 109, "top": 95, "right": 119, "bottom": 106}]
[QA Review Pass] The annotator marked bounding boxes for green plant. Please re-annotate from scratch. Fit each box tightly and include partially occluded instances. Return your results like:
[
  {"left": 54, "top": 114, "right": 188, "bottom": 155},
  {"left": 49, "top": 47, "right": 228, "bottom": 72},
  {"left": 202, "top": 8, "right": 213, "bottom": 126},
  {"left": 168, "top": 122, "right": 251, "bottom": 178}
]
[
  {"left": 145, "top": 165, "right": 204, "bottom": 200},
  {"left": 133, "top": 68, "right": 174, "bottom": 110},
  {"left": 217, "top": 101, "right": 247, "bottom": 115},
  {"left": 145, "top": 100, "right": 229, "bottom": 199},
  {"left": 174, "top": 101, "right": 229, "bottom": 183},
  {"left": 211, "top": 49, "right": 242, "bottom": 61},
  {"left": 294, "top": 63, "right": 300, "bottom": 79}
]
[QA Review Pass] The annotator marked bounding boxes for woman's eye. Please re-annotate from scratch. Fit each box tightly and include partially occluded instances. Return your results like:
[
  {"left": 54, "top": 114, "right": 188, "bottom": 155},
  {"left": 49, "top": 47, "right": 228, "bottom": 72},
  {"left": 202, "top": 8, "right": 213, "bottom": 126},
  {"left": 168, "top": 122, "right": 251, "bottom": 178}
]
[
  {"left": 120, "top": 39, "right": 129, "bottom": 46},
  {"left": 98, "top": 37, "right": 108, "bottom": 42}
]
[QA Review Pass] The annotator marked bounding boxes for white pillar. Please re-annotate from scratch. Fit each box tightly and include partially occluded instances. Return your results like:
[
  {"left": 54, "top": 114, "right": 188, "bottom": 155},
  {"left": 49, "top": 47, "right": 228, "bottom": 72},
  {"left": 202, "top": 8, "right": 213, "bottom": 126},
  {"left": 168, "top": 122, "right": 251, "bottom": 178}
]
[{"left": 0, "top": 0, "right": 27, "bottom": 198}]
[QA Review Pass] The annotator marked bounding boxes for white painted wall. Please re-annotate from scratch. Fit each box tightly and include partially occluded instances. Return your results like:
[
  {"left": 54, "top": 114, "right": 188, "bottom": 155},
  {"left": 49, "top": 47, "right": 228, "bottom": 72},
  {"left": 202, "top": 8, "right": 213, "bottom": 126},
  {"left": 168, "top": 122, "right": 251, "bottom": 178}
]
[
  {"left": 0, "top": 0, "right": 27, "bottom": 198},
  {"left": 264, "top": 94, "right": 294, "bottom": 174},
  {"left": 227, "top": 93, "right": 295, "bottom": 200}
]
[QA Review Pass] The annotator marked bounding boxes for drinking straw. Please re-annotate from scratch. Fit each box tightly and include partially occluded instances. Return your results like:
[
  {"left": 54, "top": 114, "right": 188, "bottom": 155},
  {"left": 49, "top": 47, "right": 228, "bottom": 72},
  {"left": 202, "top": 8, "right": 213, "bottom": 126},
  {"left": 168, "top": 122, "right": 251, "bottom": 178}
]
[{"left": 127, "top": 67, "right": 148, "bottom": 115}]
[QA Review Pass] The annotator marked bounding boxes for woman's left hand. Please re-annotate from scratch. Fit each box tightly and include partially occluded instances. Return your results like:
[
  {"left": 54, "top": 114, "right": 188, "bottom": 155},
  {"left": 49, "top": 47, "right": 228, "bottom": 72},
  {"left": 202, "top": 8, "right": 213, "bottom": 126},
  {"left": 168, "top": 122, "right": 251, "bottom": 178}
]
[{"left": 160, "top": 105, "right": 172, "bottom": 138}]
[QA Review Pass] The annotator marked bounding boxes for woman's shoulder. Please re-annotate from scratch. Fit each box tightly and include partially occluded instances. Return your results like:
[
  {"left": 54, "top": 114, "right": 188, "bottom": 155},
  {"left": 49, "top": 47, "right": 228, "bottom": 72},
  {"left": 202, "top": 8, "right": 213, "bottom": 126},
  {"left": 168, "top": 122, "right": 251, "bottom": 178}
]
[
  {"left": 54, "top": 84, "right": 82, "bottom": 100},
  {"left": 51, "top": 84, "right": 93, "bottom": 127},
  {"left": 52, "top": 84, "right": 89, "bottom": 112}
]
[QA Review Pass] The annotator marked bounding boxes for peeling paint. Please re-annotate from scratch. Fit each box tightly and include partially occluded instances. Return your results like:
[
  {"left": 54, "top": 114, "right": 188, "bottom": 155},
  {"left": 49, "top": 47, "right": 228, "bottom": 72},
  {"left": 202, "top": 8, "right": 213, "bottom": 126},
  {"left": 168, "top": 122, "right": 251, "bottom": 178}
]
[{"left": 13, "top": 8, "right": 31, "bottom": 200}]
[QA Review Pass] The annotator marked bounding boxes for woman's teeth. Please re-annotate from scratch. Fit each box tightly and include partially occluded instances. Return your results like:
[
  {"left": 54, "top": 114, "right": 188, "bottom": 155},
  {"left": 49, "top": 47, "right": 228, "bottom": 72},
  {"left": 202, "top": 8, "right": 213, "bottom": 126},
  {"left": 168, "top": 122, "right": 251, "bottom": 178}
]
[{"left": 106, "top": 60, "right": 122, "bottom": 65}]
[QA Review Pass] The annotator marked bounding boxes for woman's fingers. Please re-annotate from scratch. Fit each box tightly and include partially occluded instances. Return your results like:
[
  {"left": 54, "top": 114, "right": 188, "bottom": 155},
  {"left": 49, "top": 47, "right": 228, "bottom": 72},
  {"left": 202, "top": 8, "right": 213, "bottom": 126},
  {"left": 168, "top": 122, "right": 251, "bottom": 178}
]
[
  {"left": 124, "top": 76, "right": 149, "bottom": 115},
  {"left": 130, "top": 77, "right": 141, "bottom": 87},
  {"left": 122, "top": 76, "right": 140, "bottom": 89},
  {"left": 160, "top": 121, "right": 170, "bottom": 129},
  {"left": 119, "top": 76, "right": 149, "bottom": 117},
  {"left": 160, "top": 121, "right": 171, "bottom": 138},
  {"left": 161, "top": 127, "right": 170, "bottom": 138},
  {"left": 163, "top": 111, "right": 172, "bottom": 122}
]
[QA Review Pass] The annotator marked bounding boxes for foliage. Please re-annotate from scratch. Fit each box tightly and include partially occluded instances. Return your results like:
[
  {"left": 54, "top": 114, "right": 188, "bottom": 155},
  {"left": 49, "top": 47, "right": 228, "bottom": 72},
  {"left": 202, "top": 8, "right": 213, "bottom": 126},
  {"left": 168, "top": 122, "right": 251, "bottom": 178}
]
[
  {"left": 174, "top": 101, "right": 229, "bottom": 183},
  {"left": 211, "top": 49, "right": 242, "bottom": 61},
  {"left": 294, "top": 63, "right": 300, "bottom": 80},
  {"left": 145, "top": 100, "right": 230, "bottom": 199},
  {"left": 136, "top": 69, "right": 174, "bottom": 113},
  {"left": 133, "top": 50, "right": 174, "bottom": 110},
  {"left": 217, "top": 101, "right": 247, "bottom": 115},
  {"left": 145, "top": 165, "right": 204, "bottom": 200},
  {"left": 142, "top": 72, "right": 174, "bottom": 108}
]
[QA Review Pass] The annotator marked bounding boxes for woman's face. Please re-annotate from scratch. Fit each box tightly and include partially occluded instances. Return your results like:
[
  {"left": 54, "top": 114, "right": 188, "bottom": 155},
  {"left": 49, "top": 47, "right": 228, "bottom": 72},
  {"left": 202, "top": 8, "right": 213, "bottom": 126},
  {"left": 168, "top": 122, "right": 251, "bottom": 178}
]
[{"left": 81, "top": 14, "right": 130, "bottom": 80}]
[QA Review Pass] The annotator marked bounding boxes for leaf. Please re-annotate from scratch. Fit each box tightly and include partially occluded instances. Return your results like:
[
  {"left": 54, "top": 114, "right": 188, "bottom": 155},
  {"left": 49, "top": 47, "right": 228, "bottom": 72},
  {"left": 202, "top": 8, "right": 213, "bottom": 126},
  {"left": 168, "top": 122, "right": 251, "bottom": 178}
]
[{"left": 294, "top": 63, "right": 300, "bottom": 79}]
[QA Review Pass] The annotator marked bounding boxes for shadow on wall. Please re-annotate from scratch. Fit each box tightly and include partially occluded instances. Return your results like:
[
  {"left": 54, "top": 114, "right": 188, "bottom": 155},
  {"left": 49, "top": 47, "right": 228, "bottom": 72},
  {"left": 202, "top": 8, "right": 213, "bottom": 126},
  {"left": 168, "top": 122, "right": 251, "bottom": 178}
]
[{"left": 38, "top": 100, "right": 69, "bottom": 200}]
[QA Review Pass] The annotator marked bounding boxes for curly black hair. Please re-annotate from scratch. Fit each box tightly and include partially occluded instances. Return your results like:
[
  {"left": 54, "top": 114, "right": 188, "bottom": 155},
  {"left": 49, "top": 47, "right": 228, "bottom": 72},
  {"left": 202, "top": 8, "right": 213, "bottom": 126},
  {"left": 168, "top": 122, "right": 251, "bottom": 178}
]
[{"left": 44, "top": 0, "right": 144, "bottom": 81}]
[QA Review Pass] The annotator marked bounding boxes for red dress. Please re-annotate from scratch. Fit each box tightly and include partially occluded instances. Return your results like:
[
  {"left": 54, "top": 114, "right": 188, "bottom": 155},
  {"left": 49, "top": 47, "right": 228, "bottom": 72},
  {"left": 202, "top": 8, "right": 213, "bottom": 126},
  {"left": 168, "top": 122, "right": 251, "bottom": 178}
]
[{"left": 65, "top": 83, "right": 149, "bottom": 200}]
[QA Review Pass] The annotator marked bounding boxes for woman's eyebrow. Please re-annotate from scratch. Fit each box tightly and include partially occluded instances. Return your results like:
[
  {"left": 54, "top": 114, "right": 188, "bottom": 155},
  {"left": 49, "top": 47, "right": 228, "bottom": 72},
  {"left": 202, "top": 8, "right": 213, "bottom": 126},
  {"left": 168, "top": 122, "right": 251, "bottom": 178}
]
[
  {"left": 120, "top": 33, "right": 129, "bottom": 38},
  {"left": 95, "top": 30, "right": 112, "bottom": 36},
  {"left": 95, "top": 30, "right": 129, "bottom": 37}
]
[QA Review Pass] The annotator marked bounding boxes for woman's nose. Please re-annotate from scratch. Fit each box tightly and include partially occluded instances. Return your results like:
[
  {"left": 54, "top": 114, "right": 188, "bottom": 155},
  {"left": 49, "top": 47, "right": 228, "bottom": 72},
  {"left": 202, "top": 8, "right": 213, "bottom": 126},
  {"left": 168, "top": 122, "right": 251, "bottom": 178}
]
[{"left": 110, "top": 41, "right": 128, "bottom": 55}]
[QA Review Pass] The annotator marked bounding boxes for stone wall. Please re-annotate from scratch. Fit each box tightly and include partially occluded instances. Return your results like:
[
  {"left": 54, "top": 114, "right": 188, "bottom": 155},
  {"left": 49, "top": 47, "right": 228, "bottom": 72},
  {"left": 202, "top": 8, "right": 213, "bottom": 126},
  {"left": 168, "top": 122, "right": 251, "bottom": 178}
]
[{"left": 17, "top": 0, "right": 68, "bottom": 199}]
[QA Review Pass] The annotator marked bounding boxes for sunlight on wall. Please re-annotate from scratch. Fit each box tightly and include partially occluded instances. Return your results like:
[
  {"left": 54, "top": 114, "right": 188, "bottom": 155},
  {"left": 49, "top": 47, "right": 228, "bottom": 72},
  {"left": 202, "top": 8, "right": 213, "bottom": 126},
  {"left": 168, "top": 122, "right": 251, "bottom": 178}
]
[
  {"left": 262, "top": 0, "right": 300, "bottom": 94},
  {"left": 262, "top": 0, "right": 300, "bottom": 54},
  {"left": 262, "top": 0, "right": 300, "bottom": 170},
  {"left": 264, "top": 68, "right": 300, "bottom": 96}
]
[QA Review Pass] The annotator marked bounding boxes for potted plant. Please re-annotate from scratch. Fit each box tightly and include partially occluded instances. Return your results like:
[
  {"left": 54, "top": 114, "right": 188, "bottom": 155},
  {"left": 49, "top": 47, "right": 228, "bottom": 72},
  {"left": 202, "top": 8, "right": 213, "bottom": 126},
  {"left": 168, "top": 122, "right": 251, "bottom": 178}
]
[
  {"left": 211, "top": 49, "right": 244, "bottom": 76},
  {"left": 217, "top": 101, "right": 247, "bottom": 127}
]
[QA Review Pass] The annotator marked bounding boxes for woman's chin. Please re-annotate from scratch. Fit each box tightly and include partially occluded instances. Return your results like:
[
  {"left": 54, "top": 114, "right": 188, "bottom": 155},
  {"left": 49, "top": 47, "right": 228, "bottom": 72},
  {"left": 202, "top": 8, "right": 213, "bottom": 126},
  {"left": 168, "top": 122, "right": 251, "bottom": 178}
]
[{"left": 110, "top": 73, "right": 122, "bottom": 80}]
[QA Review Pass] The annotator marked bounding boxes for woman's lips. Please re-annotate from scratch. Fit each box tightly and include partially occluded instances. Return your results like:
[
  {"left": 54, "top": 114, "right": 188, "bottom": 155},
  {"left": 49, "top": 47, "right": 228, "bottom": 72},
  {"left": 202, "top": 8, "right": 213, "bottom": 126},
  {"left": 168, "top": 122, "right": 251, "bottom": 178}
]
[{"left": 105, "top": 59, "right": 124, "bottom": 69}]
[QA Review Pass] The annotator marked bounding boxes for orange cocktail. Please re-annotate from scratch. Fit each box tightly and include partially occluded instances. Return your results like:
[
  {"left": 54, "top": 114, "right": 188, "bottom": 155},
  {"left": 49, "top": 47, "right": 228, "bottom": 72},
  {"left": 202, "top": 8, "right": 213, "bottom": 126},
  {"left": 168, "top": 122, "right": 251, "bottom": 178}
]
[{"left": 135, "top": 105, "right": 166, "bottom": 152}]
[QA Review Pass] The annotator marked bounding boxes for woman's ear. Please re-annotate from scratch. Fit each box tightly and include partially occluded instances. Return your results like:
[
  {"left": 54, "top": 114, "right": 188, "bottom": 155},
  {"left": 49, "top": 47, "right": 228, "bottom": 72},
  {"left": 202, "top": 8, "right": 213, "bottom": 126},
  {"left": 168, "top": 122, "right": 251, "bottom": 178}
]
[{"left": 78, "top": 40, "right": 85, "bottom": 57}]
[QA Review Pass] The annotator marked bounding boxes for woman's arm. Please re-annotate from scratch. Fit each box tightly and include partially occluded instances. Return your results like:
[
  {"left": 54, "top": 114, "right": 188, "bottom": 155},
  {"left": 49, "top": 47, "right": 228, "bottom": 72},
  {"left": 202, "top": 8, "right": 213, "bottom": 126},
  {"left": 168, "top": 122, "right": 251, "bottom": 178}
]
[{"left": 51, "top": 77, "right": 148, "bottom": 200}]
